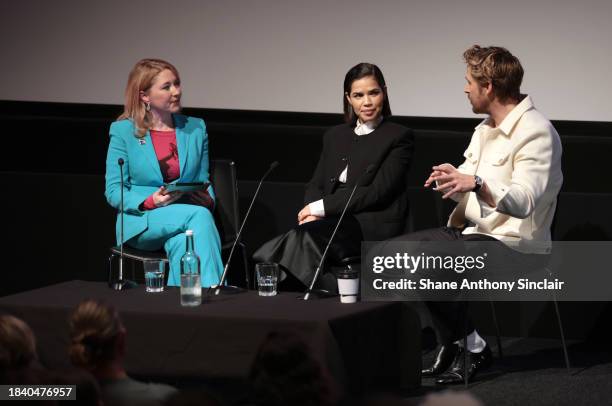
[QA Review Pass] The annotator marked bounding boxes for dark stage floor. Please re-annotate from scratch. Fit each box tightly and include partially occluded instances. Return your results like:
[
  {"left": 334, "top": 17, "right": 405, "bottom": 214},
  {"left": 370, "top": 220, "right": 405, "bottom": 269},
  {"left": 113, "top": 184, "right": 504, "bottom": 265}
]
[
  {"left": 409, "top": 336, "right": 612, "bottom": 406},
  {"left": 161, "top": 336, "right": 612, "bottom": 405}
]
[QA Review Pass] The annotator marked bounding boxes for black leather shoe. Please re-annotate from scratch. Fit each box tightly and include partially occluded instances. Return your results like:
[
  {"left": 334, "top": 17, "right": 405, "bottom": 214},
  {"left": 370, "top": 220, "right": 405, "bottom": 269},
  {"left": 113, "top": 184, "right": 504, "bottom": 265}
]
[
  {"left": 422, "top": 344, "right": 459, "bottom": 376},
  {"left": 435, "top": 345, "right": 492, "bottom": 385}
]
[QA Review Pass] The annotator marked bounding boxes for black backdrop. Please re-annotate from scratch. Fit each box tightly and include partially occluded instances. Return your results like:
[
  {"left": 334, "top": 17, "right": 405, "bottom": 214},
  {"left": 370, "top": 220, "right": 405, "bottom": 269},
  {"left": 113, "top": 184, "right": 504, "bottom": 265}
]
[{"left": 1, "top": 100, "right": 611, "bottom": 340}]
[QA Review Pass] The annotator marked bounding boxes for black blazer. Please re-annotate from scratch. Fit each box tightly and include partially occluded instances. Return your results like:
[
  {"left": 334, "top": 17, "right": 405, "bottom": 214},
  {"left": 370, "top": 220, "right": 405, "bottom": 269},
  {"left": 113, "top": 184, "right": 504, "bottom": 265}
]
[{"left": 304, "top": 119, "right": 414, "bottom": 241}]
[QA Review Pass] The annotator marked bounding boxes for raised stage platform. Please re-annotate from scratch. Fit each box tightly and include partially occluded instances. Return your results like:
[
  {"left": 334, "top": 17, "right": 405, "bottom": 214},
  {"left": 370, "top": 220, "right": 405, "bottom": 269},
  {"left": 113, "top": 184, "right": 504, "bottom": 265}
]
[{"left": 0, "top": 280, "right": 421, "bottom": 395}]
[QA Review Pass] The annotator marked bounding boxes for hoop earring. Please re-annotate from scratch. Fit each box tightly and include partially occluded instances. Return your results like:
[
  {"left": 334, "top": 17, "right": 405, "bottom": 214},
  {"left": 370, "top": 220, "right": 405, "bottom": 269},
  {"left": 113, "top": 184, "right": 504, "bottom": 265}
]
[{"left": 145, "top": 102, "right": 151, "bottom": 112}]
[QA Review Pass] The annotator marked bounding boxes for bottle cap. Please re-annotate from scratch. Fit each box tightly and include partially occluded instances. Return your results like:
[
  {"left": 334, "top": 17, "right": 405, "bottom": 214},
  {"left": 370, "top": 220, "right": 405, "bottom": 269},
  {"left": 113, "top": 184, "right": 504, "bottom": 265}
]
[{"left": 185, "top": 230, "right": 194, "bottom": 236}]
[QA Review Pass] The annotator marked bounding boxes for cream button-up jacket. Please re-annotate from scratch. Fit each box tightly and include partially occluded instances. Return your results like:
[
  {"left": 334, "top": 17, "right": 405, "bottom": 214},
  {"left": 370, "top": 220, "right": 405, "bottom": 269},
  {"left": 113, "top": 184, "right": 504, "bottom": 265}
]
[{"left": 448, "top": 96, "right": 563, "bottom": 253}]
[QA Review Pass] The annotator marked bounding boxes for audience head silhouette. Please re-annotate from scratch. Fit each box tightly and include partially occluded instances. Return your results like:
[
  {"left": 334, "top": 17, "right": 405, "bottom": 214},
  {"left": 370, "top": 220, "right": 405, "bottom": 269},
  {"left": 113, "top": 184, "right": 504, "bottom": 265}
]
[
  {"left": 68, "top": 300, "right": 125, "bottom": 371},
  {"left": 0, "top": 314, "right": 38, "bottom": 371},
  {"left": 249, "top": 330, "right": 338, "bottom": 406}
]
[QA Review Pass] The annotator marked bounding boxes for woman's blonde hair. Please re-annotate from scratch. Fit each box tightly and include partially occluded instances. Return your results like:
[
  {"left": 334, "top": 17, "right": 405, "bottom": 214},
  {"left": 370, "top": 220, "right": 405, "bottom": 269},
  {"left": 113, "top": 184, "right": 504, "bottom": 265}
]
[
  {"left": 68, "top": 300, "right": 122, "bottom": 369},
  {"left": 118, "top": 58, "right": 181, "bottom": 137}
]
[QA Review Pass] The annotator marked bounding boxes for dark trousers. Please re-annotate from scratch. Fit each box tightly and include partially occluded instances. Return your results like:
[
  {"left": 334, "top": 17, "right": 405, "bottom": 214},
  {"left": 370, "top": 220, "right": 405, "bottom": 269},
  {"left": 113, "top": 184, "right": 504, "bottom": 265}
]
[
  {"left": 253, "top": 215, "right": 363, "bottom": 290},
  {"left": 391, "top": 227, "right": 549, "bottom": 345}
]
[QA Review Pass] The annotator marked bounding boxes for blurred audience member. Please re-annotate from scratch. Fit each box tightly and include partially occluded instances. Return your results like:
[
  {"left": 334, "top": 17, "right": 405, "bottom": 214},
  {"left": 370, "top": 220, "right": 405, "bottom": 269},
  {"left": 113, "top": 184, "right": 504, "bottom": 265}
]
[
  {"left": 419, "top": 390, "right": 484, "bottom": 406},
  {"left": 249, "top": 331, "right": 339, "bottom": 406},
  {"left": 52, "top": 367, "right": 103, "bottom": 406},
  {"left": 164, "top": 388, "right": 224, "bottom": 406},
  {"left": 69, "top": 300, "right": 177, "bottom": 405},
  {"left": 352, "top": 392, "right": 416, "bottom": 406},
  {"left": 0, "top": 314, "right": 38, "bottom": 371},
  {"left": 0, "top": 314, "right": 50, "bottom": 385}
]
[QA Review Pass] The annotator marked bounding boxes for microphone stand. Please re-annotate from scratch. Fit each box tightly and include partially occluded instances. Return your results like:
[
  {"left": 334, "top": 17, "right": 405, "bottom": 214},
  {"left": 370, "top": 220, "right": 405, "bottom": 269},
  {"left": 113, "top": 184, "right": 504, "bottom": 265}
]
[
  {"left": 211, "top": 161, "right": 279, "bottom": 296},
  {"left": 111, "top": 158, "right": 137, "bottom": 290},
  {"left": 303, "top": 166, "right": 374, "bottom": 300}
]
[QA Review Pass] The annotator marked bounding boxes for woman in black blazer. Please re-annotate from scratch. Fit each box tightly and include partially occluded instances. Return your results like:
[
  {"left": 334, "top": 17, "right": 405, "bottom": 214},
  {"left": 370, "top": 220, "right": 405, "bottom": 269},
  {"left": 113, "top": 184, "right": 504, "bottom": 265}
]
[{"left": 254, "top": 63, "right": 414, "bottom": 289}]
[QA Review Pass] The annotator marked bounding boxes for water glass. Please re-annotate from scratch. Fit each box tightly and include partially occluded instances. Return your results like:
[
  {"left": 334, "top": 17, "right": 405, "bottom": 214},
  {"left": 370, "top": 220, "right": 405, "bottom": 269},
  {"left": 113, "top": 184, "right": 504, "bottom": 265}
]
[
  {"left": 256, "top": 262, "right": 279, "bottom": 297},
  {"left": 143, "top": 260, "right": 165, "bottom": 293}
]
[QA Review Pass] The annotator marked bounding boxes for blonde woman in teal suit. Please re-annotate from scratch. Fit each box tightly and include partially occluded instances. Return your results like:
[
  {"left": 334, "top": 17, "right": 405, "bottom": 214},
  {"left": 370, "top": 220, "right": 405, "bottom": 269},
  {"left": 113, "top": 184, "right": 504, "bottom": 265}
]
[{"left": 105, "top": 58, "right": 223, "bottom": 287}]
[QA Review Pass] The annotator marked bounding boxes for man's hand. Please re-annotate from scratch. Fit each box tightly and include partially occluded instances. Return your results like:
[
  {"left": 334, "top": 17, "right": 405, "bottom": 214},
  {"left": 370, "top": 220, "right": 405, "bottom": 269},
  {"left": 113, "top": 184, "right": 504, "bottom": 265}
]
[
  {"left": 425, "top": 163, "right": 496, "bottom": 207},
  {"left": 424, "top": 163, "right": 475, "bottom": 199}
]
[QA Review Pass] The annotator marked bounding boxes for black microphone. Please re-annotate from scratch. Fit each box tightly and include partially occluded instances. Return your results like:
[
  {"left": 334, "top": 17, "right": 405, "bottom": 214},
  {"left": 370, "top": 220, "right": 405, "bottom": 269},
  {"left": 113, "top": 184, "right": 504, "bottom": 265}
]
[
  {"left": 303, "top": 164, "right": 375, "bottom": 300},
  {"left": 111, "top": 157, "right": 136, "bottom": 290},
  {"left": 212, "top": 161, "right": 280, "bottom": 295}
]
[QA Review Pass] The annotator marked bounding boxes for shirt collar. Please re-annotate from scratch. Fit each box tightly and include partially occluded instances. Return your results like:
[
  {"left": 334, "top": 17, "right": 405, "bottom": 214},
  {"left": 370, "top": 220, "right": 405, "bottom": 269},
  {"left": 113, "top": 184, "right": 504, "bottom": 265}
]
[
  {"left": 354, "top": 116, "right": 383, "bottom": 135},
  {"left": 475, "top": 95, "right": 535, "bottom": 137}
]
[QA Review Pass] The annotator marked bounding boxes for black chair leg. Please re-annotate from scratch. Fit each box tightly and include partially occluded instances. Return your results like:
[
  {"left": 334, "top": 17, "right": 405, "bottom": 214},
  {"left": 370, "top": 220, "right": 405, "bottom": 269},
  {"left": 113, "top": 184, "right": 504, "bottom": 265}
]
[
  {"left": 489, "top": 301, "right": 503, "bottom": 359},
  {"left": 108, "top": 253, "right": 116, "bottom": 286},
  {"left": 547, "top": 267, "right": 571, "bottom": 372},
  {"left": 131, "top": 261, "right": 137, "bottom": 283},
  {"left": 464, "top": 316, "right": 469, "bottom": 388},
  {"left": 552, "top": 292, "right": 571, "bottom": 372}
]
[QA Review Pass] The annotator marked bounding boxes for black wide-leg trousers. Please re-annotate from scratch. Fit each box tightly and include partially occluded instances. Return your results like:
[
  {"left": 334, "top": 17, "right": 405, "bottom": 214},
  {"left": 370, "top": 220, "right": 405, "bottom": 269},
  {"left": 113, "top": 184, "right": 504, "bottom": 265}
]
[{"left": 253, "top": 215, "right": 363, "bottom": 289}]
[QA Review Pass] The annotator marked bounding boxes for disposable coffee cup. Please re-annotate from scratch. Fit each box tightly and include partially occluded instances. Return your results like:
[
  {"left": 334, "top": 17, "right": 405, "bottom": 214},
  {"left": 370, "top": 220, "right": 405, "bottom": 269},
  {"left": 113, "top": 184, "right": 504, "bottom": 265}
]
[{"left": 336, "top": 268, "right": 359, "bottom": 303}]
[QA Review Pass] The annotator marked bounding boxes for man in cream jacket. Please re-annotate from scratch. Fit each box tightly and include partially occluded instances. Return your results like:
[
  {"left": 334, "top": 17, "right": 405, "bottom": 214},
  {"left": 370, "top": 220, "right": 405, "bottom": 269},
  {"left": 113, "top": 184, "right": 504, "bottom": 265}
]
[{"left": 412, "top": 45, "right": 563, "bottom": 384}]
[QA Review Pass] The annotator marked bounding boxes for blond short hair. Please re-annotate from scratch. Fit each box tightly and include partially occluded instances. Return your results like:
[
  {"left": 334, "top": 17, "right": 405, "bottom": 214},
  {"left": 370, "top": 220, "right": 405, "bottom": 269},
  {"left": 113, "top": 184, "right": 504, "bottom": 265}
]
[{"left": 463, "top": 45, "right": 523, "bottom": 101}]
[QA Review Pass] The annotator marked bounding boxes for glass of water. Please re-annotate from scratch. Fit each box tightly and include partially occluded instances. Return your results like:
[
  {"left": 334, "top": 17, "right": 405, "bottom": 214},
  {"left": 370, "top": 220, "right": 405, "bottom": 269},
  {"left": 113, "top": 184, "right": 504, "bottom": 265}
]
[
  {"left": 143, "top": 260, "right": 165, "bottom": 293},
  {"left": 256, "top": 262, "right": 279, "bottom": 297}
]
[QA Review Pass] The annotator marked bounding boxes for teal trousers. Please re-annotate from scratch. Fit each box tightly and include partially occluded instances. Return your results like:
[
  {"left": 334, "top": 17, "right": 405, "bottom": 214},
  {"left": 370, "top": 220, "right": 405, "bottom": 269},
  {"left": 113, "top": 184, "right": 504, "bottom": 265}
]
[{"left": 127, "top": 204, "right": 223, "bottom": 287}]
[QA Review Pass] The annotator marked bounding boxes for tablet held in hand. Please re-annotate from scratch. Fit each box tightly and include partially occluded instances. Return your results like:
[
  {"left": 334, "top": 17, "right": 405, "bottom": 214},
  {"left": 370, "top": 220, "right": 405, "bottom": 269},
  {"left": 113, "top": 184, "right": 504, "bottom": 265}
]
[{"left": 163, "top": 182, "right": 210, "bottom": 193}]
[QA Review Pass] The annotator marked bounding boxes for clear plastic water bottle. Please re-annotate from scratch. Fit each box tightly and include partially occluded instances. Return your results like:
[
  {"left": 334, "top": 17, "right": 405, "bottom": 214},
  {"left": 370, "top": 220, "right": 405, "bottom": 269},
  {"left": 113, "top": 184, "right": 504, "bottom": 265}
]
[{"left": 180, "top": 230, "right": 201, "bottom": 306}]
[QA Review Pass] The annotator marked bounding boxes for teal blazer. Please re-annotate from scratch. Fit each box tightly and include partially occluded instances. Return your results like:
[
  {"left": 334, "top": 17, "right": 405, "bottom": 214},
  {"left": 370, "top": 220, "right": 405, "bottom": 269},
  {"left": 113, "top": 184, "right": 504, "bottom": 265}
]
[{"left": 105, "top": 114, "right": 215, "bottom": 244}]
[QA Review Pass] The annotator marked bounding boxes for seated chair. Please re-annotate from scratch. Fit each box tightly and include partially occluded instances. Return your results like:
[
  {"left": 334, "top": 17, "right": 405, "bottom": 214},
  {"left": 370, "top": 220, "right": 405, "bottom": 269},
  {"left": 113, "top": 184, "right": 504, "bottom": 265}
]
[{"left": 108, "top": 159, "right": 249, "bottom": 288}]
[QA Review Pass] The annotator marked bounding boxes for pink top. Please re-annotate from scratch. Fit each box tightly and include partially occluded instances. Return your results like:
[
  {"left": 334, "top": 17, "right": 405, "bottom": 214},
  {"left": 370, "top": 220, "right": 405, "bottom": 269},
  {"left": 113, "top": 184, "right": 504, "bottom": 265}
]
[
  {"left": 151, "top": 129, "right": 181, "bottom": 182},
  {"left": 141, "top": 130, "right": 213, "bottom": 211}
]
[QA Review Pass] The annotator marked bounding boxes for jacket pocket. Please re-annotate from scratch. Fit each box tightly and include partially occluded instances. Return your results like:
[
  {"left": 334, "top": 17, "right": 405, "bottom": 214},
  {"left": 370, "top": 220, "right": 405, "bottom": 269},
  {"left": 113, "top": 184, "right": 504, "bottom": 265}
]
[
  {"left": 485, "top": 151, "right": 511, "bottom": 166},
  {"left": 463, "top": 147, "right": 479, "bottom": 164}
]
